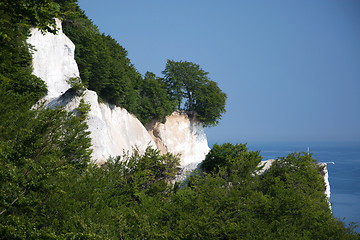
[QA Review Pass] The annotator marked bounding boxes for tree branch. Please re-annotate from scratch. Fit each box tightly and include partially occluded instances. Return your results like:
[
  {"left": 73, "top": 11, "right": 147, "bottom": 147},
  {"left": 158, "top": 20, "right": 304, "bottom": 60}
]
[{"left": 0, "top": 188, "right": 28, "bottom": 216}]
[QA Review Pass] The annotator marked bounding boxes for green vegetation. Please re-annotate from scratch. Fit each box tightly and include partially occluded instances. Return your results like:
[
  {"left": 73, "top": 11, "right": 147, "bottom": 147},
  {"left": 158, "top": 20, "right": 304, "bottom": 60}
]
[
  {"left": 1, "top": 0, "right": 358, "bottom": 239},
  {"left": 162, "top": 60, "right": 227, "bottom": 126},
  {"left": 0, "top": 0, "right": 53, "bottom": 104},
  {"left": 60, "top": 6, "right": 143, "bottom": 114},
  {"left": 137, "top": 72, "right": 177, "bottom": 124},
  {"left": 1, "top": 139, "right": 358, "bottom": 239},
  {"left": 0, "top": 0, "right": 59, "bottom": 41},
  {"left": 0, "top": 1, "right": 92, "bottom": 237},
  {"left": 201, "top": 143, "right": 255, "bottom": 174}
]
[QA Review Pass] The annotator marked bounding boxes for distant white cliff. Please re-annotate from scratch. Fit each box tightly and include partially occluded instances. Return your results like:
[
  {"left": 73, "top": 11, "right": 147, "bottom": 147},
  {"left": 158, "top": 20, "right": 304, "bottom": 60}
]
[
  {"left": 319, "top": 163, "right": 331, "bottom": 206},
  {"left": 27, "top": 19, "right": 209, "bottom": 166}
]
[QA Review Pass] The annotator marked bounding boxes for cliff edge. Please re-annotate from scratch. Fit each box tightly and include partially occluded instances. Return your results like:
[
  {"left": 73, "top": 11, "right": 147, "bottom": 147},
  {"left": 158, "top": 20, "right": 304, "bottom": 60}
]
[
  {"left": 147, "top": 111, "right": 210, "bottom": 166},
  {"left": 27, "top": 19, "right": 210, "bottom": 166}
]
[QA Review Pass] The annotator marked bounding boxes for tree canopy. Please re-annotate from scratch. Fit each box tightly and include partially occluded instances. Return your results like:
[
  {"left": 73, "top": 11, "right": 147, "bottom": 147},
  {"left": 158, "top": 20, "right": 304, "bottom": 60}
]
[
  {"left": 137, "top": 72, "right": 177, "bottom": 124},
  {"left": 1, "top": 139, "right": 358, "bottom": 239},
  {"left": 162, "top": 60, "right": 227, "bottom": 126}
]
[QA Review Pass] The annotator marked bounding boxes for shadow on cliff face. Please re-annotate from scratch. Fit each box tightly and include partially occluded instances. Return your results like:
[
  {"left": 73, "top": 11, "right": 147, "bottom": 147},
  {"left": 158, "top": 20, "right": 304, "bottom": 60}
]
[{"left": 46, "top": 87, "right": 85, "bottom": 109}]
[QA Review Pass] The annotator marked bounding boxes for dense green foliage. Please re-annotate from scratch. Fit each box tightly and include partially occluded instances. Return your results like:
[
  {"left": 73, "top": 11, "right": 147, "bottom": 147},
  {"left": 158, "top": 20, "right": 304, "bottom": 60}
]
[
  {"left": 137, "top": 72, "right": 177, "bottom": 124},
  {"left": 0, "top": 1, "right": 92, "bottom": 238},
  {"left": 61, "top": 9, "right": 142, "bottom": 113},
  {"left": 0, "top": 0, "right": 53, "bottom": 104},
  {"left": 201, "top": 143, "right": 256, "bottom": 174},
  {"left": 0, "top": 49, "right": 93, "bottom": 238},
  {"left": 0, "top": 0, "right": 59, "bottom": 41},
  {"left": 162, "top": 60, "right": 227, "bottom": 126},
  {"left": 1, "top": 140, "right": 358, "bottom": 239}
]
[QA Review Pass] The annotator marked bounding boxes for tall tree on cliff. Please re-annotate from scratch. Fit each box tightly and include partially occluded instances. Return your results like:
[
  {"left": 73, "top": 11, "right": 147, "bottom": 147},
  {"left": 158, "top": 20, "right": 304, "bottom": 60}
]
[{"left": 162, "top": 60, "right": 227, "bottom": 126}]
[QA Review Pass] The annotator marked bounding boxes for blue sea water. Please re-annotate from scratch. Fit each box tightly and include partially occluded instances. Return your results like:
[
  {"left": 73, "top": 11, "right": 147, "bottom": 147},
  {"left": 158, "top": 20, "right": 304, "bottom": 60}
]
[{"left": 210, "top": 141, "right": 360, "bottom": 231}]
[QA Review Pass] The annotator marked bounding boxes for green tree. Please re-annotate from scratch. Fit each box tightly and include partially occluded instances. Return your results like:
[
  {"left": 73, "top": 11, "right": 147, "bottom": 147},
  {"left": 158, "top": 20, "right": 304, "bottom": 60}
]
[
  {"left": 0, "top": 99, "right": 92, "bottom": 212},
  {"left": 255, "top": 152, "right": 355, "bottom": 239},
  {"left": 162, "top": 60, "right": 227, "bottom": 126},
  {"left": 105, "top": 147, "right": 180, "bottom": 199},
  {"left": 193, "top": 80, "right": 227, "bottom": 126},
  {"left": 137, "top": 72, "right": 177, "bottom": 124},
  {"left": 0, "top": 0, "right": 60, "bottom": 41},
  {"left": 162, "top": 60, "right": 205, "bottom": 110},
  {"left": 0, "top": 0, "right": 55, "bottom": 104},
  {"left": 201, "top": 143, "right": 261, "bottom": 177},
  {"left": 61, "top": 9, "right": 143, "bottom": 114},
  {"left": 0, "top": 90, "right": 92, "bottom": 238}
]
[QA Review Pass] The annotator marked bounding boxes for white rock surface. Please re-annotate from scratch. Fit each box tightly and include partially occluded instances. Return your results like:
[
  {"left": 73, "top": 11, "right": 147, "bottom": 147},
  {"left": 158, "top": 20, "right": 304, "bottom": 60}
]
[
  {"left": 147, "top": 111, "right": 210, "bottom": 166},
  {"left": 256, "top": 159, "right": 276, "bottom": 175},
  {"left": 40, "top": 87, "right": 157, "bottom": 164},
  {"left": 83, "top": 91, "right": 157, "bottom": 164},
  {"left": 319, "top": 163, "right": 331, "bottom": 208},
  {"left": 27, "top": 18, "right": 77, "bottom": 101}
]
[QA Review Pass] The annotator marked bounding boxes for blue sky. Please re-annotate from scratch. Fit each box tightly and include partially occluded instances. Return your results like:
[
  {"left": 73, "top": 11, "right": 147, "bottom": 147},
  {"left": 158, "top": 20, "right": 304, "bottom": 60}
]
[{"left": 77, "top": 0, "right": 360, "bottom": 144}]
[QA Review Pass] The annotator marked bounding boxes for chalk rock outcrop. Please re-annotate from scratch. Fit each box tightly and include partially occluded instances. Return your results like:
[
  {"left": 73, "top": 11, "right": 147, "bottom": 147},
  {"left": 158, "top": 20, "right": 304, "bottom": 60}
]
[
  {"left": 47, "top": 89, "right": 157, "bottom": 164},
  {"left": 147, "top": 111, "right": 210, "bottom": 166},
  {"left": 84, "top": 91, "right": 157, "bottom": 164},
  {"left": 27, "top": 19, "right": 210, "bottom": 166},
  {"left": 27, "top": 18, "right": 78, "bottom": 101},
  {"left": 319, "top": 163, "right": 331, "bottom": 203}
]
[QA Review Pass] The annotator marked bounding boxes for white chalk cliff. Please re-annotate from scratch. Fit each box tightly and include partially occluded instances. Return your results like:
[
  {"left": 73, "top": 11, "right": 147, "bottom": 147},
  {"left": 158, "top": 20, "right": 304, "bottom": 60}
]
[
  {"left": 27, "top": 19, "right": 209, "bottom": 166},
  {"left": 319, "top": 163, "right": 331, "bottom": 207},
  {"left": 27, "top": 19, "right": 76, "bottom": 101},
  {"left": 147, "top": 111, "right": 210, "bottom": 166},
  {"left": 27, "top": 20, "right": 331, "bottom": 206}
]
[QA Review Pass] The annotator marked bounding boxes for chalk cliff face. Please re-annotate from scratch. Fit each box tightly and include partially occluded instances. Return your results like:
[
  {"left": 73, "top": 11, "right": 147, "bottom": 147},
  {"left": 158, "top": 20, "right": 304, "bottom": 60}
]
[
  {"left": 147, "top": 111, "right": 210, "bottom": 166},
  {"left": 319, "top": 163, "right": 331, "bottom": 205},
  {"left": 47, "top": 89, "right": 158, "bottom": 164},
  {"left": 27, "top": 19, "right": 209, "bottom": 166},
  {"left": 27, "top": 19, "right": 77, "bottom": 101},
  {"left": 27, "top": 20, "right": 331, "bottom": 204}
]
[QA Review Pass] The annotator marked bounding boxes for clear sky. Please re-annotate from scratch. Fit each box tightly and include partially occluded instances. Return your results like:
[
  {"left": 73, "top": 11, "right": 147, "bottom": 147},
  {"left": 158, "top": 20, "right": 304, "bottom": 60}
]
[{"left": 77, "top": 0, "right": 360, "bottom": 144}]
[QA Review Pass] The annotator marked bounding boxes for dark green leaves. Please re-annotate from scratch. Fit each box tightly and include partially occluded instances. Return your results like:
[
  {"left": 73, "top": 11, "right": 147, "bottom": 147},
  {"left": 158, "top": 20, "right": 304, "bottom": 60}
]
[
  {"left": 162, "top": 60, "right": 227, "bottom": 127},
  {"left": 0, "top": 0, "right": 59, "bottom": 41},
  {"left": 201, "top": 143, "right": 261, "bottom": 177},
  {"left": 61, "top": 13, "right": 142, "bottom": 114},
  {"left": 0, "top": 96, "right": 92, "bottom": 218},
  {"left": 137, "top": 72, "right": 177, "bottom": 124}
]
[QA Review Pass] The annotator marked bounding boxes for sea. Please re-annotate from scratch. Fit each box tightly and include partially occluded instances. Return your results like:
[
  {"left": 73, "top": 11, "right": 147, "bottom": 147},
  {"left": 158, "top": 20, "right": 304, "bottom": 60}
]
[{"left": 210, "top": 141, "right": 360, "bottom": 231}]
